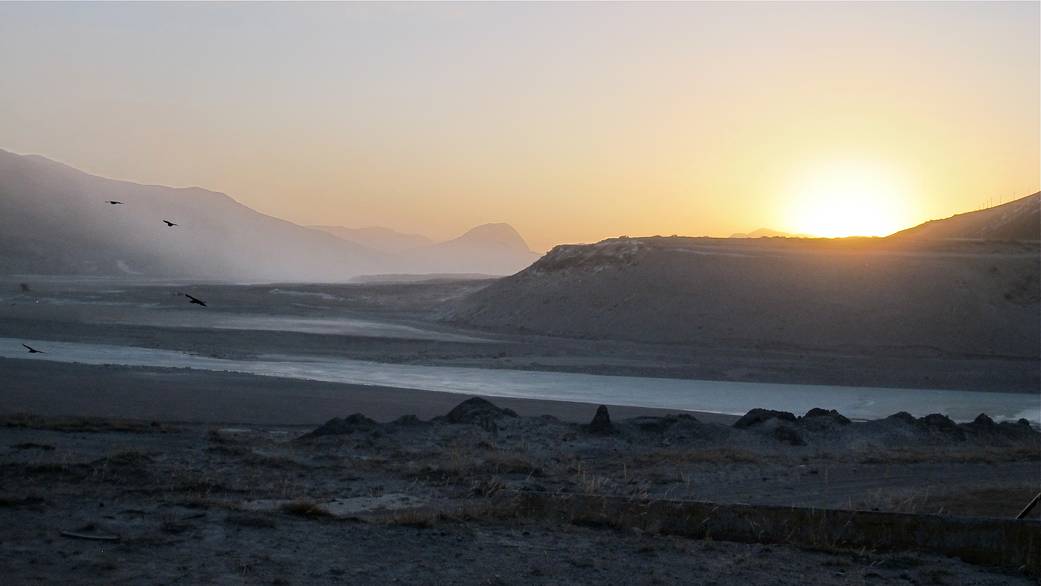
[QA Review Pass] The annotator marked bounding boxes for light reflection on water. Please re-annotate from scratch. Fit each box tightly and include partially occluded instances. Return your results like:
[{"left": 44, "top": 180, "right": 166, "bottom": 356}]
[{"left": 1, "top": 338, "right": 1037, "bottom": 424}]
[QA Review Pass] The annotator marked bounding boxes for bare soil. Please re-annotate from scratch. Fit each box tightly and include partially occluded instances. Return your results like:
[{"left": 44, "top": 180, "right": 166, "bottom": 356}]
[{"left": 0, "top": 402, "right": 1036, "bottom": 584}]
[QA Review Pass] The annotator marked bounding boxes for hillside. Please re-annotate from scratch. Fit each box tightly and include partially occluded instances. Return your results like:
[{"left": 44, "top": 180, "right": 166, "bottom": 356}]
[
  {"left": 446, "top": 236, "right": 1040, "bottom": 358},
  {"left": 890, "top": 192, "right": 1040, "bottom": 241},
  {"left": 0, "top": 150, "right": 389, "bottom": 281},
  {"left": 387, "top": 223, "right": 540, "bottom": 276}
]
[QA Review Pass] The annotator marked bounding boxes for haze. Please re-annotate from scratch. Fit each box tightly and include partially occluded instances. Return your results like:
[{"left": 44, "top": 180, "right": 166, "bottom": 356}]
[
  {"left": 0, "top": 2, "right": 1037, "bottom": 250},
  {"left": 3, "top": 3, "right": 1041, "bottom": 579}
]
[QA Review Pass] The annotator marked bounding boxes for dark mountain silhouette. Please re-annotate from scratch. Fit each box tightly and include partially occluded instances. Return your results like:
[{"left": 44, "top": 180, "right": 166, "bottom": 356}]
[{"left": 890, "top": 192, "right": 1040, "bottom": 241}]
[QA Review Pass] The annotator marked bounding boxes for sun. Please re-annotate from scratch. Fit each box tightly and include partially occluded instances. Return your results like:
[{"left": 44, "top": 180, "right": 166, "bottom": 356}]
[{"left": 784, "top": 161, "right": 911, "bottom": 238}]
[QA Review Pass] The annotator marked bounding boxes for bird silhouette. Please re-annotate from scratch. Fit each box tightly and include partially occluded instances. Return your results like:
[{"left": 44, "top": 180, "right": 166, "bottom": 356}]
[
  {"left": 105, "top": 200, "right": 124, "bottom": 205},
  {"left": 162, "top": 220, "right": 178, "bottom": 227},
  {"left": 22, "top": 343, "right": 44, "bottom": 354},
  {"left": 184, "top": 293, "right": 207, "bottom": 307}
]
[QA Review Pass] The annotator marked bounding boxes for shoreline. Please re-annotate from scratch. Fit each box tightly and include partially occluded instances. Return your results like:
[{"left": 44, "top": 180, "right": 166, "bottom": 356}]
[
  {"left": 0, "top": 358, "right": 740, "bottom": 426},
  {"left": 3, "top": 338, "right": 1037, "bottom": 424},
  {"left": 4, "top": 349, "right": 1039, "bottom": 424}
]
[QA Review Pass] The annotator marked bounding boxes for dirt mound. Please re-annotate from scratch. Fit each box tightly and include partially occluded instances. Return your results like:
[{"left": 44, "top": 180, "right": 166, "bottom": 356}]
[
  {"left": 803, "top": 408, "right": 851, "bottom": 425},
  {"left": 438, "top": 398, "right": 517, "bottom": 425},
  {"left": 886, "top": 412, "right": 919, "bottom": 426},
  {"left": 392, "top": 414, "right": 425, "bottom": 427},
  {"left": 619, "top": 413, "right": 701, "bottom": 434},
  {"left": 734, "top": 409, "right": 797, "bottom": 429},
  {"left": 772, "top": 425, "right": 805, "bottom": 446},
  {"left": 919, "top": 413, "right": 964, "bottom": 438},
  {"left": 584, "top": 405, "right": 615, "bottom": 435},
  {"left": 301, "top": 413, "right": 378, "bottom": 438},
  {"left": 962, "top": 414, "right": 1038, "bottom": 443}
]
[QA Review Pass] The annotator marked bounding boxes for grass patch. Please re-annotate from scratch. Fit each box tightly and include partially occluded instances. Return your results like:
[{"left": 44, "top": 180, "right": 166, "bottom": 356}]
[
  {"left": 859, "top": 446, "right": 1040, "bottom": 465},
  {"left": 225, "top": 513, "right": 278, "bottom": 529},
  {"left": 280, "top": 499, "right": 333, "bottom": 519},
  {"left": 0, "top": 495, "right": 46, "bottom": 508},
  {"left": 0, "top": 414, "right": 175, "bottom": 434},
  {"left": 380, "top": 499, "right": 525, "bottom": 528},
  {"left": 10, "top": 442, "right": 55, "bottom": 451},
  {"left": 633, "top": 448, "right": 763, "bottom": 465}
]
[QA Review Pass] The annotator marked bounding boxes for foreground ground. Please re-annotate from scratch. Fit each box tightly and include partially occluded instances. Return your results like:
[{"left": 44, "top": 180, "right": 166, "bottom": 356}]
[
  {"left": 1, "top": 400, "right": 1037, "bottom": 584},
  {"left": 0, "top": 275, "right": 1037, "bottom": 583}
]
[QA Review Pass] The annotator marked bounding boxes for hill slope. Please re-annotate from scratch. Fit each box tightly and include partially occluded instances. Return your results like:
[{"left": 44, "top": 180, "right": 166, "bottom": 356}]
[
  {"left": 0, "top": 149, "right": 383, "bottom": 281},
  {"left": 890, "top": 192, "right": 1040, "bottom": 241},
  {"left": 397, "top": 223, "right": 540, "bottom": 275},
  {"left": 446, "top": 236, "right": 1040, "bottom": 358}
]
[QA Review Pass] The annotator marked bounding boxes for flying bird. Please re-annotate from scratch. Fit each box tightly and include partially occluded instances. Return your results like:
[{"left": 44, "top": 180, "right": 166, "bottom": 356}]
[
  {"left": 22, "top": 344, "right": 44, "bottom": 354},
  {"left": 162, "top": 220, "right": 178, "bottom": 227},
  {"left": 184, "top": 293, "right": 207, "bottom": 307},
  {"left": 105, "top": 200, "right": 124, "bottom": 205}
]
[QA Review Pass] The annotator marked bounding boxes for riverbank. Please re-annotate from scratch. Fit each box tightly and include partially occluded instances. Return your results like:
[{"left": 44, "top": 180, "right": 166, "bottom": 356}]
[{"left": 0, "top": 358, "right": 735, "bottom": 425}]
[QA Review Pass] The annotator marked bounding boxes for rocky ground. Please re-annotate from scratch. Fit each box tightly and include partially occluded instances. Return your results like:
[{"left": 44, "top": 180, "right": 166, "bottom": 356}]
[{"left": 1, "top": 399, "right": 1037, "bottom": 584}]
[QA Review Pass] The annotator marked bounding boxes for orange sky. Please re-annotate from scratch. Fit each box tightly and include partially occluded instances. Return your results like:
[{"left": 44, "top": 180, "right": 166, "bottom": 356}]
[{"left": 0, "top": 2, "right": 1037, "bottom": 250}]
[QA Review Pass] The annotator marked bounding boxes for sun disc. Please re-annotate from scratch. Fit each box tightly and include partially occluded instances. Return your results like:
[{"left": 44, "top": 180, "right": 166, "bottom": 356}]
[{"left": 785, "top": 162, "right": 910, "bottom": 237}]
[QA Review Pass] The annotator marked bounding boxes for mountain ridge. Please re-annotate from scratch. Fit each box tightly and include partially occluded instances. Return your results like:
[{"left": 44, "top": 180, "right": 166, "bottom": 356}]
[
  {"left": 0, "top": 149, "right": 541, "bottom": 280},
  {"left": 0, "top": 149, "right": 382, "bottom": 280}
]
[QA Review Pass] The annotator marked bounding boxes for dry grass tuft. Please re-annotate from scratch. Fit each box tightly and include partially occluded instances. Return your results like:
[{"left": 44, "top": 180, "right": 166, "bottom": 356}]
[
  {"left": 225, "top": 513, "right": 278, "bottom": 529},
  {"left": 380, "top": 498, "right": 525, "bottom": 528},
  {"left": 859, "top": 446, "right": 1040, "bottom": 465},
  {"left": 0, "top": 414, "right": 174, "bottom": 433},
  {"left": 634, "top": 448, "right": 763, "bottom": 465},
  {"left": 280, "top": 499, "right": 333, "bottom": 519}
]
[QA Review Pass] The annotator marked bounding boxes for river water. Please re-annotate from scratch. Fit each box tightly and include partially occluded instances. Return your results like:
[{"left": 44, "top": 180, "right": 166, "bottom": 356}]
[{"left": 3, "top": 338, "right": 1037, "bottom": 424}]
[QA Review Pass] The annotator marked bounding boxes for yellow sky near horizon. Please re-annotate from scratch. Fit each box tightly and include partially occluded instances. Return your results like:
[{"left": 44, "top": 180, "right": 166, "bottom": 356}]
[{"left": 0, "top": 2, "right": 1037, "bottom": 251}]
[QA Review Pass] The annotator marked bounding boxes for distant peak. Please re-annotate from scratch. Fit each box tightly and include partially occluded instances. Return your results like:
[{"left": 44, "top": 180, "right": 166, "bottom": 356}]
[
  {"left": 452, "top": 223, "right": 532, "bottom": 251},
  {"left": 729, "top": 228, "right": 806, "bottom": 239},
  {"left": 460, "top": 222, "right": 520, "bottom": 237}
]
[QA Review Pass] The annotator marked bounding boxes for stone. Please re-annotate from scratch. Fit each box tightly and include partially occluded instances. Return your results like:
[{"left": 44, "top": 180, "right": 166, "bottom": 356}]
[
  {"left": 302, "top": 413, "right": 377, "bottom": 438},
  {"left": 803, "top": 408, "right": 851, "bottom": 425},
  {"left": 441, "top": 397, "right": 517, "bottom": 424},
  {"left": 586, "top": 405, "right": 615, "bottom": 435},
  {"left": 734, "top": 409, "right": 797, "bottom": 429}
]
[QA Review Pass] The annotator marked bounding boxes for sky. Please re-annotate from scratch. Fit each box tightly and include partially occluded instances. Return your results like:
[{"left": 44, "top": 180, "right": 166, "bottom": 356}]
[{"left": 0, "top": 2, "right": 1037, "bottom": 251}]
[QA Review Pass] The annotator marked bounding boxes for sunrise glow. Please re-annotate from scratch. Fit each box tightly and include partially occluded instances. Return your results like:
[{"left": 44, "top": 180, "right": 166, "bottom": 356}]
[{"left": 784, "top": 162, "right": 913, "bottom": 238}]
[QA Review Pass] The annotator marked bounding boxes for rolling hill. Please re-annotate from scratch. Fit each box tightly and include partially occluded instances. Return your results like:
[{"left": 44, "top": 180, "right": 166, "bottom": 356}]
[
  {"left": 890, "top": 192, "right": 1040, "bottom": 241},
  {"left": 446, "top": 235, "right": 1040, "bottom": 359}
]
